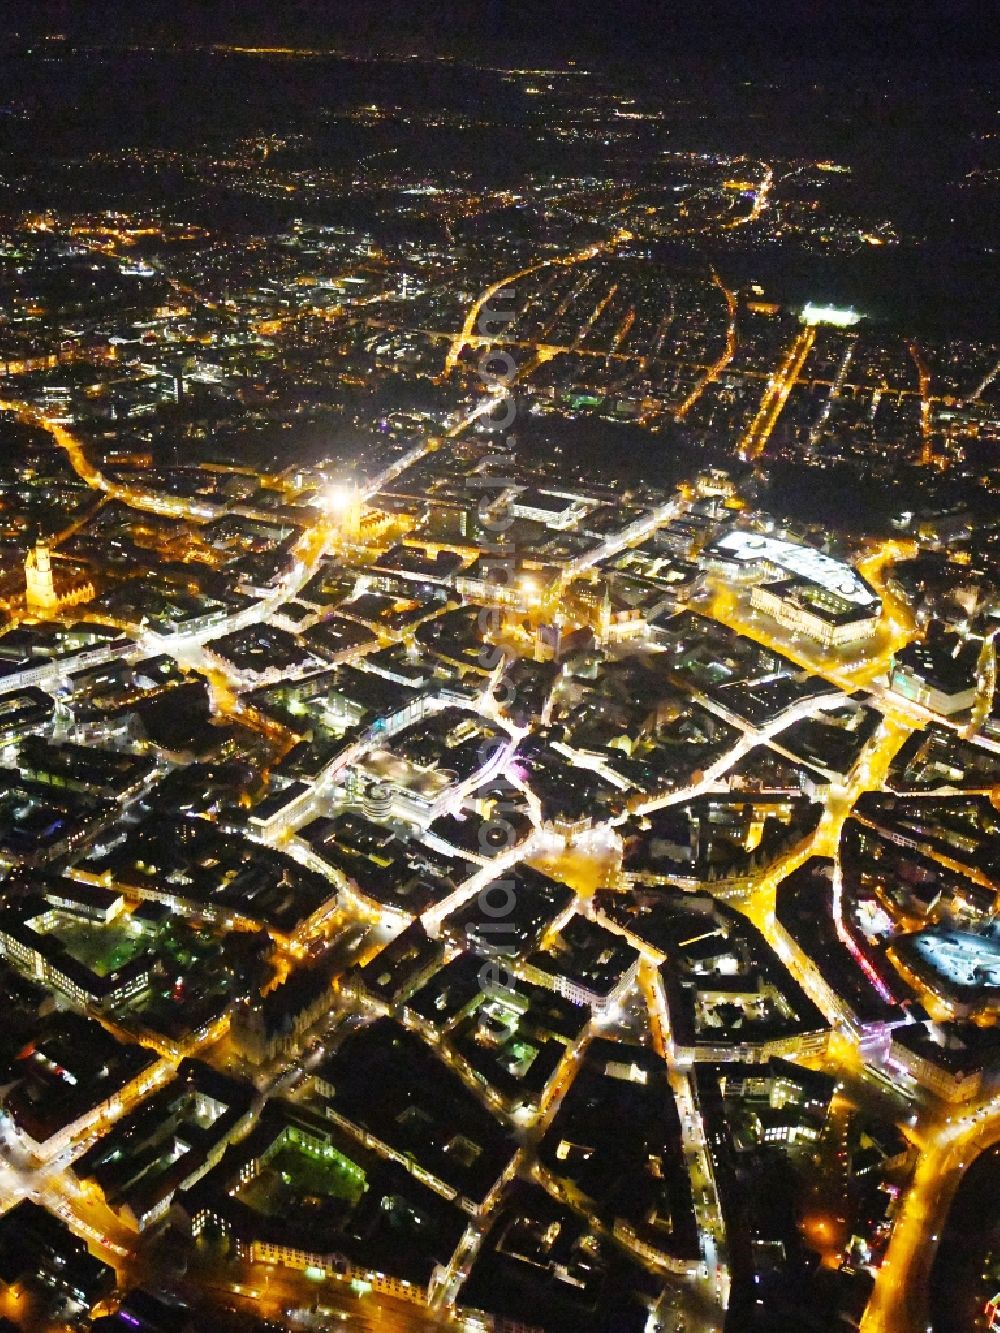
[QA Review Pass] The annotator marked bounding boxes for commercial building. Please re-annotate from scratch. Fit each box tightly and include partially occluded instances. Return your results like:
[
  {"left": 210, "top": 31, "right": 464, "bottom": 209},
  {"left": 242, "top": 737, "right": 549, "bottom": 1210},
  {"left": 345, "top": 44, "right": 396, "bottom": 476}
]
[
  {"left": 0, "top": 885, "right": 152, "bottom": 1012},
  {"left": 0, "top": 1201, "right": 114, "bottom": 1312},
  {"left": 706, "top": 531, "right": 881, "bottom": 646},
  {"left": 76, "top": 1060, "right": 254, "bottom": 1231},
  {"left": 1, "top": 1012, "right": 161, "bottom": 1158},
  {"left": 181, "top": 1102, "right": 467, "bottom": 1306},
  {"left": 706, "top": 530, "right": 880, "bottom": 609},
  {"left": 888, "top": 1021, "right": 998, "bottom": 1103},
  {"left": 750, "top": 576, "right": 880, "bottom": 647},
  {"left": 889, "top": 635, "right": 980, "bottom": 714}
]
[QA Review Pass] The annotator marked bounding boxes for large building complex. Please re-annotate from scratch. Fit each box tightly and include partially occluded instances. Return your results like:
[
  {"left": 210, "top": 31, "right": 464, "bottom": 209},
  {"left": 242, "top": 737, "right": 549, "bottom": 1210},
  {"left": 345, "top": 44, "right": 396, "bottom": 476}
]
[{"left": 706, "top": 531, "right": 882, "bottom": 646}]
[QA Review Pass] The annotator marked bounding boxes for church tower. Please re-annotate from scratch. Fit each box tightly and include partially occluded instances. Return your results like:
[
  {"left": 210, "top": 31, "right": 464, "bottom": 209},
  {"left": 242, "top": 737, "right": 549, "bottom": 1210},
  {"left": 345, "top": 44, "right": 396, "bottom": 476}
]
[{"left": 25, "top": 540, "right": 58, "bottom": 612}]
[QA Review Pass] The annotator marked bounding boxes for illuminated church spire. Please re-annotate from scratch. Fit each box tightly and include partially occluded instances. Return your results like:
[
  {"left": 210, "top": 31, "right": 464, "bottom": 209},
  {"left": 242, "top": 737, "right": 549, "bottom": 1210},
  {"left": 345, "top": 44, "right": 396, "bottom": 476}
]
[{"left": 25, "top": 539, "right": 58, "bottom": 611}]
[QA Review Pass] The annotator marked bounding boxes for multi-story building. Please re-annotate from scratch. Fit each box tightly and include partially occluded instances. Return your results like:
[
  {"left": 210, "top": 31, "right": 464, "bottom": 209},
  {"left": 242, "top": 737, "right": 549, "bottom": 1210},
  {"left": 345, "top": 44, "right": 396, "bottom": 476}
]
[
  {"left": 750, "top": 577, "right": 880, "bottom": 648},
  {"left": 889, "top": 635, "right": 980, "bottom": 714}
]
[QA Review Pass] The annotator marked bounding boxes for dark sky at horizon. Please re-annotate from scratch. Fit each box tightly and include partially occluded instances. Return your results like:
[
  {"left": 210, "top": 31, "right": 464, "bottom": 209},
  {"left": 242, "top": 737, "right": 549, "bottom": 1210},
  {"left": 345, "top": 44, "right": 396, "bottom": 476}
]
[{"left": 9, "top": 0, "right": 997, "bottom": 79}]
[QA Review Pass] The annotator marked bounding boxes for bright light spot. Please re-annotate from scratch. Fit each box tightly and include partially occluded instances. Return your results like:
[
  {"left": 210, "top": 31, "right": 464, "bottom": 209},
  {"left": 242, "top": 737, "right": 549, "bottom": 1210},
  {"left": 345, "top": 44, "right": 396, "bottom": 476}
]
[
  {"left": 801, "top": 303, "right": 862, "bottom": 327},
  {"left": 325, "top": 483, "right": 356, "bottom": 515}
]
